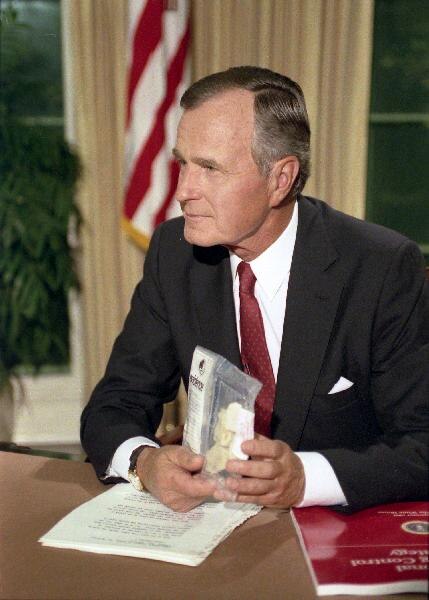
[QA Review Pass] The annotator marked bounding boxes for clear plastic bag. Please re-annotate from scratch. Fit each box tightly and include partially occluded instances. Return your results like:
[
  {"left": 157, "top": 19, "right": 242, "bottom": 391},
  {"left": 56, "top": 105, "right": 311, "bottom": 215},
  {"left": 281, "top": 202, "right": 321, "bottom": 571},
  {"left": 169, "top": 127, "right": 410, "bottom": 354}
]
[{"left": 183, "top": 346, "right": 262, "bottom": 484}]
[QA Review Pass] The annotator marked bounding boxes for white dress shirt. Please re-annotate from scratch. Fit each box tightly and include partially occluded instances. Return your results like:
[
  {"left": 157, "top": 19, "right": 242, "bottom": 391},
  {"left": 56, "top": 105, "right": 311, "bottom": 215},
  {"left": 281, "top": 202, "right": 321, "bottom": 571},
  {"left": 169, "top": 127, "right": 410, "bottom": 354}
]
[{"left": 108, "top": 201, "right": 347, "bottom": 506}]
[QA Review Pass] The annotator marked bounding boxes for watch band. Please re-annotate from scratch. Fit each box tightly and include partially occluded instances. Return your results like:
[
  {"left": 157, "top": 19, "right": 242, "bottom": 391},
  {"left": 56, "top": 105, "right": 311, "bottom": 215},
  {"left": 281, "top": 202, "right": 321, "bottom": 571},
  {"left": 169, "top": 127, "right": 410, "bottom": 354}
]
[{"left": 127, "top": 445, "right": 147, "bottom": 492}]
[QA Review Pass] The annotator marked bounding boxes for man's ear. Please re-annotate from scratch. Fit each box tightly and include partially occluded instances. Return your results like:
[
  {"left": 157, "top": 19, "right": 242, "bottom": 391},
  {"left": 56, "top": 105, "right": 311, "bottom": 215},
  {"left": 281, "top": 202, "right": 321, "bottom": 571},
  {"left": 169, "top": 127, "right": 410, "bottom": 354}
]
[{"left": 268, "top": 156, "right": 300, "bottom": 207}]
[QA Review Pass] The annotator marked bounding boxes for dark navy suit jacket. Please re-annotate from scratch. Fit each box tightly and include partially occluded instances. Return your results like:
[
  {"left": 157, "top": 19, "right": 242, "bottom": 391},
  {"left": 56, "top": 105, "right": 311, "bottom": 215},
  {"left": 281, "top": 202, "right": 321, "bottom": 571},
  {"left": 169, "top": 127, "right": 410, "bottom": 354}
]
[{"left": 81, "top": 196, "right": 429, "bottom": 510}]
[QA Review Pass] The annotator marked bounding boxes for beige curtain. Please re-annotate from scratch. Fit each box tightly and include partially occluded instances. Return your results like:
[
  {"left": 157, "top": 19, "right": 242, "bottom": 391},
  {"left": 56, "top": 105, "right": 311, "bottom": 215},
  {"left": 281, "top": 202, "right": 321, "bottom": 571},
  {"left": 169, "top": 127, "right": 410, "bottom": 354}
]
[
  {"left": 63, "top": 0, "right": 141, "bottom": 387},
  {"left": 64, "top": 0, "right": 373, "bottom": 431},
  {"left": 192, "top": 0, "right": 374, "bottom": 218}
]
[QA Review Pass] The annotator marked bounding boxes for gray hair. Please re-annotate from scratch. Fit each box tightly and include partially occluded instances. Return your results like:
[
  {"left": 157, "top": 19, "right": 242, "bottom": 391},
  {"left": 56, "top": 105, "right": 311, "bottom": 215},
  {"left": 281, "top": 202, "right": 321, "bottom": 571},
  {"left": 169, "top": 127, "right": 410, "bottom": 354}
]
[{"left": 180, "top": 66, "right": 311, "bottom": 198}]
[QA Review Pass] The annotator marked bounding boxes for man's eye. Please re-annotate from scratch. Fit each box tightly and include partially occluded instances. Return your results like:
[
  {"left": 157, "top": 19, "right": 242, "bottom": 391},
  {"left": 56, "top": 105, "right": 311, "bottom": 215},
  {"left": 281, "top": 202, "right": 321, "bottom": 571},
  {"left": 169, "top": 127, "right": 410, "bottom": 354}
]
[{"left": 203, "top": 164, "right": 216, "bottom": 171}]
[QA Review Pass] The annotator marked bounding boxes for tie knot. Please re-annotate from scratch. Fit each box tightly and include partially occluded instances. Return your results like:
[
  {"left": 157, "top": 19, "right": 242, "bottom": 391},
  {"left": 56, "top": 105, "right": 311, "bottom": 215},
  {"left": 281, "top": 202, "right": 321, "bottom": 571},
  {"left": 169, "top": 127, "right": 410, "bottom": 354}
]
[{"left": 237, "top": 261, "right": 256, "bottom": 294}]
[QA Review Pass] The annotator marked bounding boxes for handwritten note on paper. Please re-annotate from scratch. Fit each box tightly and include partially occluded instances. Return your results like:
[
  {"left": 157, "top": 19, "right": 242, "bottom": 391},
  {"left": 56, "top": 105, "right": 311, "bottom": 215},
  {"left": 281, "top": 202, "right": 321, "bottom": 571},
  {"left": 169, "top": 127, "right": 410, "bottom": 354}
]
[{"left": 39, "top": 484, "right": 261, "bottom": 566}]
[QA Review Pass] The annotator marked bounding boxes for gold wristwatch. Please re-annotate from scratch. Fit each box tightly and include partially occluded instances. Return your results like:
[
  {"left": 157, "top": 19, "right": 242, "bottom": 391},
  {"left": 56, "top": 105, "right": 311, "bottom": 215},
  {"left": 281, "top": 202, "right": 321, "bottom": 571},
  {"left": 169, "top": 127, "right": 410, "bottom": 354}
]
[{"left": 127, "top": 445, "right": 146, "bottom": 492}]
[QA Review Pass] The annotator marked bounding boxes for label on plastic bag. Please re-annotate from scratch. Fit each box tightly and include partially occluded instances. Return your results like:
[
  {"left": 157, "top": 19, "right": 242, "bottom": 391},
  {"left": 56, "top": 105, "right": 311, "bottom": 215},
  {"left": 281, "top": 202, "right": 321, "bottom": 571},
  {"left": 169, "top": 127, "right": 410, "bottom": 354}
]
[{"left": 184, "top": 347, "right": 215, "bottom": 454}]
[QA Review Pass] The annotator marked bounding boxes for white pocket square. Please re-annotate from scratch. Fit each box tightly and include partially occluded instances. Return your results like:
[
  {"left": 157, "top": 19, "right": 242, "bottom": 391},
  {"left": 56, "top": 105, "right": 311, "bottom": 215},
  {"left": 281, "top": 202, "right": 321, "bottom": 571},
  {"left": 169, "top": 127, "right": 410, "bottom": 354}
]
[{"left": 328, "top": 376, "right": 354, "bottom": 394}]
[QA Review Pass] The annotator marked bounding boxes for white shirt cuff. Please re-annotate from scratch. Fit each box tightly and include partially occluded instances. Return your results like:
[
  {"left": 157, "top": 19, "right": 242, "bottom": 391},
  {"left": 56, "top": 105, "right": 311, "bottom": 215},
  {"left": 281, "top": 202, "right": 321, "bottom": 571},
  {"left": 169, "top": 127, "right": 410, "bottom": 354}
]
[
  {"left": 106, "top": 436, "right": 160, "bottom": 481},
  {"left": 295, "top": 452, "right": 347, "bottom": 507}
]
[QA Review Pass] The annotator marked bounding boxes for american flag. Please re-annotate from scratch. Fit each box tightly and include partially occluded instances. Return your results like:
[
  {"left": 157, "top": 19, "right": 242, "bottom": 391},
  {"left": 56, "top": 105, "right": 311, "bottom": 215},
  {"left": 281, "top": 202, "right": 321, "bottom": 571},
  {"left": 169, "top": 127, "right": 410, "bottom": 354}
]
[{"left": 123, "top": 0, "right": 190, "bottom": 249}]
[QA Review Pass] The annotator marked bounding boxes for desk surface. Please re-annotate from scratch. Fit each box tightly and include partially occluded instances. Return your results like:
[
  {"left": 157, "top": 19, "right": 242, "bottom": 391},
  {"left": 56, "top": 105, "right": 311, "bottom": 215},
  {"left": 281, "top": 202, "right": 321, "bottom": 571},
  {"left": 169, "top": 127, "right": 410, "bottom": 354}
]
[{"left": 0, "top": 452, "right": 424, "bottom": 600}]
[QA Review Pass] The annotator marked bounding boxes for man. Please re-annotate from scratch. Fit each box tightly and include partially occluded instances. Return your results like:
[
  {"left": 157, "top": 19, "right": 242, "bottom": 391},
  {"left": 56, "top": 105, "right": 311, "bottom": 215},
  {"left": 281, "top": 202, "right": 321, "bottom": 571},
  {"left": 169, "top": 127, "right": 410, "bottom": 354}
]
[{"left": 81, "top": 66, "right": 429, "bottom": 513}]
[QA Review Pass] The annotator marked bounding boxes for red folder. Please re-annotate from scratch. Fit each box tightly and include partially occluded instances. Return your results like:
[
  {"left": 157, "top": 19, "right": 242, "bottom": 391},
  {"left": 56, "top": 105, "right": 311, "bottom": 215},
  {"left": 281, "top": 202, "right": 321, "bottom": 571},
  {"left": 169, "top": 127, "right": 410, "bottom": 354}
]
[{"left": 292, "top": 502, "right": 429, "bottom": 596}]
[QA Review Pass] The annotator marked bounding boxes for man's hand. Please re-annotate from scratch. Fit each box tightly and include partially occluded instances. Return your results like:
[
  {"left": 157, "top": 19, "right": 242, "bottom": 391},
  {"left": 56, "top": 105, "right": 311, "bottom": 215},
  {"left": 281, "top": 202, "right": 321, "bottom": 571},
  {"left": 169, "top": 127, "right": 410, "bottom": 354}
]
[
  {"left": 137, "top": 445, "right": 217, "bottom": 512},
  {"left": 214, "top": 436, "right": 305, "bottom": 508}
]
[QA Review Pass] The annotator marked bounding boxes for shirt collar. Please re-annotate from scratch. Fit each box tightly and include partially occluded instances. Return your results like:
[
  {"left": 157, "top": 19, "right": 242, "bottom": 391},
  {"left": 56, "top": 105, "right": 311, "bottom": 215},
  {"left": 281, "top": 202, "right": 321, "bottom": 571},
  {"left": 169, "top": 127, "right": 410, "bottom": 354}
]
[{"left": 230, "top": 200, "right": 298, "bottom": 300}]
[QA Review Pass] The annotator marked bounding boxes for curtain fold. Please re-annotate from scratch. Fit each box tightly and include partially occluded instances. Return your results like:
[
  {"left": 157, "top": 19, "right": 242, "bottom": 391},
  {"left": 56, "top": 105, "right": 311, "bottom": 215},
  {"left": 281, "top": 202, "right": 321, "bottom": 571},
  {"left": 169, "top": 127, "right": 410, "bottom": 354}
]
[
  {"left": 191, "top": 0, "right": 374, "bottom": 217},
  {"left": 63, "top": 0, "right": 143, "bottom": 394},
  {"left": 63, "top": 0, "right": 374, "bottom": 432}
]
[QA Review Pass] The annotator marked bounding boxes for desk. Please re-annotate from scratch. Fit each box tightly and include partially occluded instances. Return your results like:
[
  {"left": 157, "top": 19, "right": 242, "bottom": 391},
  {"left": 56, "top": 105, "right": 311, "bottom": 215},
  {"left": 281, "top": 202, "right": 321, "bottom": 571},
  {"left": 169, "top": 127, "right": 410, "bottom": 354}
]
[{"left": 0, "top": 452, "right": 424, "bottom": 600}]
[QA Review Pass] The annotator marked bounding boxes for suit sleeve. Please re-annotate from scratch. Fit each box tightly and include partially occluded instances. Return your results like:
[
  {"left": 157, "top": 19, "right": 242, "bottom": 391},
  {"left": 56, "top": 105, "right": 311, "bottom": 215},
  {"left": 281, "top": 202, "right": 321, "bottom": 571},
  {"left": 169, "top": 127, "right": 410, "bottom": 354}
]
[
  {"left": 80, "top": 225, "right": 181, "bottom": 479},
  {"left": 320, "top": 240, "right": 429, "bottom": 510}
]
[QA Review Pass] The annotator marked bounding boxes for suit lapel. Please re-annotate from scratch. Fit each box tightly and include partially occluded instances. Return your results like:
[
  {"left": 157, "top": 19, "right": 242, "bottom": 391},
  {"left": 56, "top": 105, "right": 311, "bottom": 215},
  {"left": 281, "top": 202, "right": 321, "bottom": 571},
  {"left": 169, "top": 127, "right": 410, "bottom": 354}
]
[
  {"left": 273, "top": 198, "right": 346, "bottom": 448},
  {"left": 190, "top": 245, "right": 241, "bottom": 368}
]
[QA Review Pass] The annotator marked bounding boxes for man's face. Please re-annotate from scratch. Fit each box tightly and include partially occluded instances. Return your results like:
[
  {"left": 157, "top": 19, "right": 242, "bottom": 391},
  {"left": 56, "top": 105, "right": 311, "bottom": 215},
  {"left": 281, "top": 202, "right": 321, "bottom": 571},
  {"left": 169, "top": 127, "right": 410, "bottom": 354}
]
[{"left": 174, "top": 89, "right": 277, "bottom": 259}]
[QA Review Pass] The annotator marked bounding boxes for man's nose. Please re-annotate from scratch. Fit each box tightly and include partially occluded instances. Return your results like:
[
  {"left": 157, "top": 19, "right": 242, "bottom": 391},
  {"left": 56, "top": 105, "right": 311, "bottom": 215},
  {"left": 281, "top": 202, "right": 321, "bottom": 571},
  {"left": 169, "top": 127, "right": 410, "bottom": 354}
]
[{"left": 175, "top": 165, "right": 199, "bottom": 204}]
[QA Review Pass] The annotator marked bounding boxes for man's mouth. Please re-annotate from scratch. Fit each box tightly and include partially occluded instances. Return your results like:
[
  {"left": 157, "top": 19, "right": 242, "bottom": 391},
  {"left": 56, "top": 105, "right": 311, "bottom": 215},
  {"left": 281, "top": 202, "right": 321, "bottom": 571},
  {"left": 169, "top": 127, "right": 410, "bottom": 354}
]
[{"left": 184, "top": 213, "right": 208, "bottom": 220}]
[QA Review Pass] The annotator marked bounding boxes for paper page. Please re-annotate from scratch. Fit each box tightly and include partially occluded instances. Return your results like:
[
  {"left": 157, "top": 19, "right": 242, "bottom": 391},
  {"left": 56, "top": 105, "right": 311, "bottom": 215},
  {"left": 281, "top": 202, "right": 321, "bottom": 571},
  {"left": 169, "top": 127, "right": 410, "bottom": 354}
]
[{"left": 39, "top": 484, "right": 261, "bottom": 566}]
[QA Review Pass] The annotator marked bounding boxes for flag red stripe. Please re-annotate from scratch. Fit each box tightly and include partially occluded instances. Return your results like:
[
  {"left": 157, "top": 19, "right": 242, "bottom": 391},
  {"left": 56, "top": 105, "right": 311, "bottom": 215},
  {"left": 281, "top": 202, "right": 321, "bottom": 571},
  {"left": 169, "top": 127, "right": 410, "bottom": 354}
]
[
  {"left": 126, "top": 0, "right": 163, "bottom": 127},
  {"left": 154, "top": 159, "right": 180, "bottom": 226},
  {"left": 124, "top": 24, "right": 190, "bottom": 221}
]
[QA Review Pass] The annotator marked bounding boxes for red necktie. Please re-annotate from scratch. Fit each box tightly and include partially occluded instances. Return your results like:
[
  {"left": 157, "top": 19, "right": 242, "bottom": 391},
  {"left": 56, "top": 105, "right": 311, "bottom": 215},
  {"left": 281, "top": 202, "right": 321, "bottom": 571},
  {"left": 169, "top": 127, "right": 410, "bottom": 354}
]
[{"left": 238, "top": 261, "right": 276, "bottom": 437}]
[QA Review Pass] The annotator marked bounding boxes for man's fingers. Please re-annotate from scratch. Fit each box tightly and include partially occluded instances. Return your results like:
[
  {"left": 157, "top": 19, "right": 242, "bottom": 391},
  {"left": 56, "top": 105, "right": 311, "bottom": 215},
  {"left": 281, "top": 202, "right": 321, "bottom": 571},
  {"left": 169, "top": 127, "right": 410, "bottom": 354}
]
[
  {"left": 144, "top": 444, "right": 204, "bottom": 472},
  {"left": 226, "top": 458, "right": 280, "bottom": 479},
  {"left": 241, "top": 437, "right": 284, "bottom": 459},
  {"left": 213, "top": 489, "right": 278, "bottom": 506},
  {"left": 172, "top": 470, "right": 216, "bottom": 498},
  {"left": 224, "top": 475, "right": 273, "bottom": 496},
  {"left": 221, "top": 439, "right": 306, "bottom": 508},
  {"left": 172, "top": 447, "right": 205, "bottom": 472},
  {"left": 229, "top": 494, "right": 259, "bottom": 504}
]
